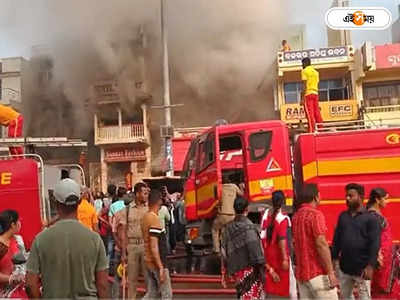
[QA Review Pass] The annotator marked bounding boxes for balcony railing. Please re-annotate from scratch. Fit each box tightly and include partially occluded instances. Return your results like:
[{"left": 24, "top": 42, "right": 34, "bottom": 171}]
[{"left": 95, "top": 124, "right": 147, "bottom": 145}]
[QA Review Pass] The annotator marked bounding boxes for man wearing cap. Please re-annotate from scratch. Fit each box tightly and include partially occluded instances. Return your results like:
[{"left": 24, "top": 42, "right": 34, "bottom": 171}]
[{"left": 25, "top": 178, "right": 109, "bottom": 299}]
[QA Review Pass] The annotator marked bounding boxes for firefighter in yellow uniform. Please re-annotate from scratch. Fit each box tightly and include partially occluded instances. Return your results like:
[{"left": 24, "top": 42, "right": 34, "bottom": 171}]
[{"left": 0, "top": 104, "right": 24, "bottom": 155}]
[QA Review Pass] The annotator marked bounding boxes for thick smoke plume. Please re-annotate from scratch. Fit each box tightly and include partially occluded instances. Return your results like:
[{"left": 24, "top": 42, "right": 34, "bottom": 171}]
[{"left": 1, "top": 0, "right": 289, "bottom": 165}]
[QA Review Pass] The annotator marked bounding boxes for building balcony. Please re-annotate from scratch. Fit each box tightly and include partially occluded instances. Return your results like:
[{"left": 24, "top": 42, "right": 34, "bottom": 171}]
[{"left": 95, "top": 123, "right": 148, "bottom": 145}]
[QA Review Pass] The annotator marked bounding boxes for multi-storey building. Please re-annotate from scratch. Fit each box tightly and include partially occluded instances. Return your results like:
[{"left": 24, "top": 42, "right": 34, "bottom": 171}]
[
  {"left": 392, "top": 4, "right": 400, "bottom": 43},
  {"left": 354, "top": 42, "right": 400, "bottom": 126},
  {"left": 275, "top": 45, "right": 359, "bottom": 131},
  {"left": 93, "top": 79, "right": 152, "bottom": 193},
  {"left": 0, "top": 56, "right": 30, "bottom": 126},
  {"left": 0, "top": 57, "right": 32, "bottom": 153}
]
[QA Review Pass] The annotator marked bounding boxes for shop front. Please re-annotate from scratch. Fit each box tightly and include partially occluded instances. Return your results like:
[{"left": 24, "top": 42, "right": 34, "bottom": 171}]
[{"left": 100, "top": 146, "right": 150, "bottom": 192}]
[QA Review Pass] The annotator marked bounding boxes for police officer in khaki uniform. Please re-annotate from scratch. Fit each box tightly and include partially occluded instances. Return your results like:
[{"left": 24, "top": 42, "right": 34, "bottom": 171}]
[
  {"left": 212, "top": 174, "right": 244, "bottom": 253},
  {"left": 117, "top": 182, "right": 149, "bottom": 300}
]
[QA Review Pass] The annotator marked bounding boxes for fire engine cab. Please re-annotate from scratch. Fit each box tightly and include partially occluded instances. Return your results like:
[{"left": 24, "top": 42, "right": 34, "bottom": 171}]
[{"left": 181, "top": 120, "right": 400, "bottom": 252}]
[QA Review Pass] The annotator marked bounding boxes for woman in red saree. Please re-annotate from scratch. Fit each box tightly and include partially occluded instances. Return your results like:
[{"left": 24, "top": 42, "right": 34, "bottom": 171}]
[
  {"left": 261, "top": 191, "right": 297, "bottom": 299},
  {"left": 0, "top": 210, "right": 26, "bottom": 298},
  {"left": 367, "top": 188, "right": 400, "bottom": 300}
]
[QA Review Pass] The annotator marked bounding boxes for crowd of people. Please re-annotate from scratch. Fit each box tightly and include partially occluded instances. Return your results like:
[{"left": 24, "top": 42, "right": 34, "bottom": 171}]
[
  {"left": 0, "top": 174, "right": 399, "bottom": 299},
  {"left": 0, "top": 176, "right": 189, "bottom": 299},
  {"left": 221, "top": 183, "right": 400, "bottom": 300}
]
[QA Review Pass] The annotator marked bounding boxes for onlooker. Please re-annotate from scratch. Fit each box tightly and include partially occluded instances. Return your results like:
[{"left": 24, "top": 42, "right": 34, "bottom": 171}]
[
  {"left": 292, "top": 184, "right": 338, "bottom": 299},
  {"left": 98, "top": 202, "right": 111, "bottom": 255},
  {"left": 105, "top": 184, "right": 117, "bottom": 278},
  {"left": 221, "top": 196, "right": 265, "bottom": 300},
  {"left": 367, "top": 188, "right": 400, "bottom": 298},
  {"left": 78, "top": 188, "right": 99, "bottom": 232},
  {"left": 104, "top": 184, "right": 116, "bottom": 209},
  {"left": 26, "top": 178, "right": 109, "bottom": 299},
  {"left": 109, "top": 187, "right": 127, "bottom": 221},
  {"left": 158, "top": 201, "right": 171, "bottom": 254},
  {"left": 281, "top": 40, "right": 291, "bottom": 52},
  {"left": 94, "top": 192, "right": 105, "bottom": 215},
  {"left": 301, "top": 57, "right": 323, "bottom": 133},
  {"left": 0, "top": 210, "right": 25, "bottom": 298},
  {"left": 141, "top": 189, "right": 172, "bottom": 300},
  {"left": 116, "top": 182, "right": 149, "bottom": 300},
  {"left": 109, "top": 186, "right": 127, "bottom": 286},
  {"left": 261, "top": 191, "right": 296, "bottom": 298},
  {"left": 175, "top": 194, "right": 186, "bottom": 243},
  {"left": 332, "top": 183, "right": 381, "bottom": 300}
]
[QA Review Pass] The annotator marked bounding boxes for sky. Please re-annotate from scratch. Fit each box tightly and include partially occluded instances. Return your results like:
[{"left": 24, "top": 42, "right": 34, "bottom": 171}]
[{"left": 0, "top": 0, "right": 399, "bottom": 58}]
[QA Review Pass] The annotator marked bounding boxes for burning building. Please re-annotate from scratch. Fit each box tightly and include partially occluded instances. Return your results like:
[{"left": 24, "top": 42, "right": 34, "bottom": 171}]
[{"left": 92, "top": 79, "right": 151, "bottom": 192}]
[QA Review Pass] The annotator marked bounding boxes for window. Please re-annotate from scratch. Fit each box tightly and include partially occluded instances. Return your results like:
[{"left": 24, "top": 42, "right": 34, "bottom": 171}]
[
  {"left": 284, "top": 79, "right": 349, "bottom": 103},
  {"left": 182, "top": 140, "right": 197, "bottom": 179},
  {"left": 318, "top": 79, "right": 348, "bottom": 101},
  {"left": 363, "top": 82, "right": 400, "bottom": 107},
  {"left": 219, "top": 135, "right": 242, "bottom": 152},
  {"left": 249, "top": 131, "right": 272, "bottom": 162},
  {"left": 284, "top": 82, "right": 303, "bottom": 104},
  {"left": 197, "top": 134, "right": 215, "bottom": 172}
]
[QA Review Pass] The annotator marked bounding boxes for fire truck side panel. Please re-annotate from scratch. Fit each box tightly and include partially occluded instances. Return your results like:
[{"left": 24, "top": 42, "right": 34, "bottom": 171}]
[
  {"left": 0, "top": 159, "right": 42, "bottom": 249},
  {"left": 295, "top": 129, "right": 400, "bottom": 242}
]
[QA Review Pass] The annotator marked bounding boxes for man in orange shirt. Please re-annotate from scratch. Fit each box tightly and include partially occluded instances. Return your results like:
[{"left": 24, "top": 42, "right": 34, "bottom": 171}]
[
  {"left": 0, "top": 104, "right": 24, "bottom": 155},
  {"left": 78, "top": 189, "right": 99, "bottom": 232}
]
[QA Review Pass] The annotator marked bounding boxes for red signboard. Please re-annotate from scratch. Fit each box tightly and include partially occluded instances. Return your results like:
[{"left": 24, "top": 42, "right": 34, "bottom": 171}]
[
  {"left": 0, "top": 158, "right": 42, "bottom": 249},
  {"left": 104, "top": 148, "right": 146, "bottom": 162},
  {"left": 375, "top": 43, "right": 400, "bottom": 69}
]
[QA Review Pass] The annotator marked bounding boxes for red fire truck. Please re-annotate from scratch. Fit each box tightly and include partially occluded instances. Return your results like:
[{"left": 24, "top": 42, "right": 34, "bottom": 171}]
[
  {"left": 0, "top": 137, "right": 87, "bottom": 249},
  {"left": 181, "top": 120, "right": 400, "bottom": 251}
]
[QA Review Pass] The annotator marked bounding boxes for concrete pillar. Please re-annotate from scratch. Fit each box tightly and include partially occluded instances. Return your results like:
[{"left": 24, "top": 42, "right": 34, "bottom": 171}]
[
  {"left": 100, "top": 148, "right": 108, "bottom": 193},
  {"left": 141, "top": 104, "right": 152, "bottom": 177},
  {"left": 117, "top": 107, "right": 122, "bottom": 138},
  {"left": 94, "top": 114, "right": 98, "bottom": 144}
]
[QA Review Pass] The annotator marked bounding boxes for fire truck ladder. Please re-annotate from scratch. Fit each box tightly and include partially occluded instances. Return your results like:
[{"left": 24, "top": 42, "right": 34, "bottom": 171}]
[{"left": 0, "top": 137, "right": 88, "bottom": 153}]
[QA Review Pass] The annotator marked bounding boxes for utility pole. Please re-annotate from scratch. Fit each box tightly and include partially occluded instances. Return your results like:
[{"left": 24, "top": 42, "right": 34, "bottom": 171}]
[{"left": 161, "top": 0, "right": 174, "bottom": 176}]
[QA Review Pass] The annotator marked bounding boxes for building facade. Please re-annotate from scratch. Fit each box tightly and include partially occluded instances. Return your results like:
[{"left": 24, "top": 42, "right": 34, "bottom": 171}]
[
  {"left": 0, "top": 57, "right": 32, "bottom": 154},
  {"left": 93, "top": 79, "right": 152, "bottom": 193},
  {"left": 354, "top": 42, "right": 400, "bottom": 126},
  {"left": 0, "top": 57, "right": 30, "bottom": 132},
  {"left": 392, "top": 4, "right": 400, "bottom": 43},
  {"left": 275, "top": 45, "right": 359, "bottom": 130}
]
